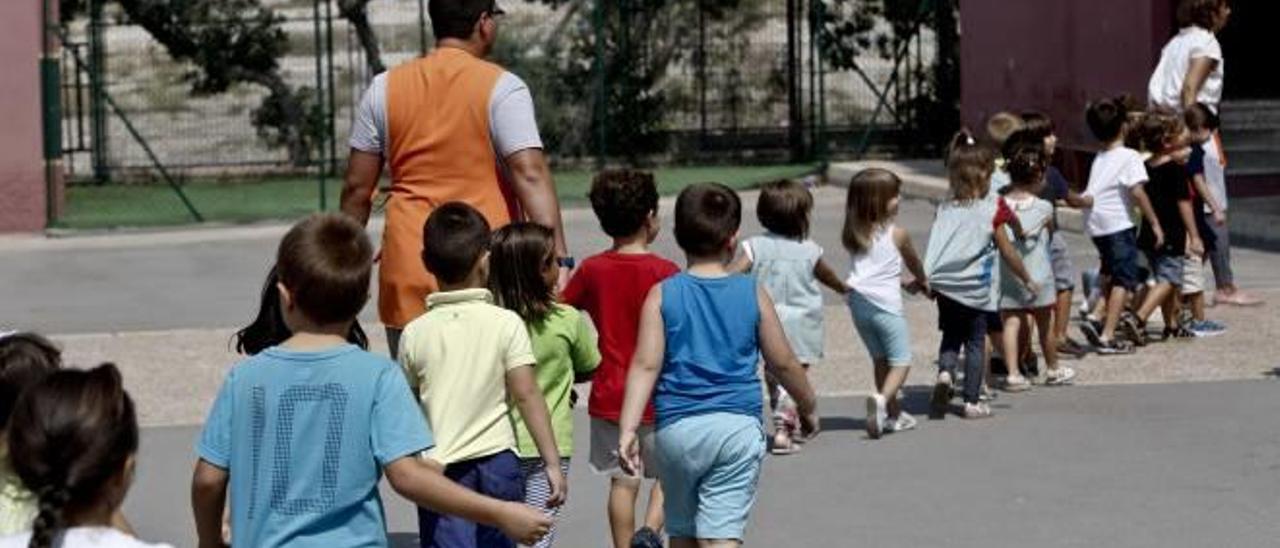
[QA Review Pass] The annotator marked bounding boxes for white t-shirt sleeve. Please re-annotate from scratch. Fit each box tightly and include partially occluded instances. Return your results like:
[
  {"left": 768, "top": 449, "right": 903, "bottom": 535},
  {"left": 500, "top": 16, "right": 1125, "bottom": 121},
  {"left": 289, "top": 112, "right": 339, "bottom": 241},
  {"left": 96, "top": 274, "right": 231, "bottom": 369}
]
[
  {"left": 348, "top": 73, "right": 388, "bottom": 154},
  {"left": 489, "top": 72, "right": 544, "bottom": 157},
  {"left": 1190, "top": 32, "right": 1223, "bottom": 62},
  {"left": 1119, "top": 152, "right": 1149, "bottom": 188}
]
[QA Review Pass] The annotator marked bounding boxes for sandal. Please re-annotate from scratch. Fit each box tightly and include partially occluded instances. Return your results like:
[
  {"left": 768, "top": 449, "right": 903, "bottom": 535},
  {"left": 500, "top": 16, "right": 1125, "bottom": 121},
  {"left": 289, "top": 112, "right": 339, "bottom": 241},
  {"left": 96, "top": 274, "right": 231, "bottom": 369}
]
[
  {"left": 1095, "top": 339, "right": 1135, "bottom": 355},
  {"left": 962, "top": 402, "right": 993, "bottom": 419},
  {"left": 998, "top": 376, "right": 1032, "bottom": 392}
]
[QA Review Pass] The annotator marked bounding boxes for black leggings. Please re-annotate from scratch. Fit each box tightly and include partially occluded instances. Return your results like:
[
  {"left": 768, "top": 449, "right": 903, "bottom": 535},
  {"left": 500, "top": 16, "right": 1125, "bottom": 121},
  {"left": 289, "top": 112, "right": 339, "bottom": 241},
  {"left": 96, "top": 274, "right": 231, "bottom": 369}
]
[{"left": 936, "top": 295, "right": 987, "bottom": 404}]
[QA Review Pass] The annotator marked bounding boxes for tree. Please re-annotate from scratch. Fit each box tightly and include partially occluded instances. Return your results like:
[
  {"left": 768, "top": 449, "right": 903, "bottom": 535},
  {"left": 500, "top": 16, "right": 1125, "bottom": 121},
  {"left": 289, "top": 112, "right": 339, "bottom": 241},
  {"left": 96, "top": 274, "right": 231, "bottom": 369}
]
[
  {"left": 336, "top": 0, "right": 386, "bottom": 75},
  {"left": 62, "top": 0, "right": 319, "bottom": 166}
]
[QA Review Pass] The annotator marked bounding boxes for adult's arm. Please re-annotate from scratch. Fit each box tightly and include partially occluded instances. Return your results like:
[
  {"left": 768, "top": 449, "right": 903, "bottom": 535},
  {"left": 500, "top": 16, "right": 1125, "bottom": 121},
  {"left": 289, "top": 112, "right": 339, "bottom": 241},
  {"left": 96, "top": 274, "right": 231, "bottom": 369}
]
[
  {"left": 341, "top": 150, "right": 384, "bottom": 226},
  {"left": 506, "top": 148, "right": 568, "bottom": 258},
  {"left": 1181, "top": 57, "right": 1216, "bottom": 109}
]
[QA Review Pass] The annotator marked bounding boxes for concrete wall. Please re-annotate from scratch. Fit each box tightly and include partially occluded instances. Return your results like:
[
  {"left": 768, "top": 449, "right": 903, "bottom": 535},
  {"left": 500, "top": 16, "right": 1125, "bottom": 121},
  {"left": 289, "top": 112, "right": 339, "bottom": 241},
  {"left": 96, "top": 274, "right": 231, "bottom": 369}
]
[
  {"left": 959, "top": 0, "right": 1173, "bottom": 149},
  {"left": 0, "top": 2, "right": 49, "bottom": 232}
]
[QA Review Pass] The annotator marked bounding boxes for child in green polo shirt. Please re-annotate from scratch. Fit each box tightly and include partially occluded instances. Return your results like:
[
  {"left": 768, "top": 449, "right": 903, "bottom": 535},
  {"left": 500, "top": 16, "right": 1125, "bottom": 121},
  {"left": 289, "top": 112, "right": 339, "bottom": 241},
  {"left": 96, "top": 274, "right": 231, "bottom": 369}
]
[{"left": 489, "top": 222, "right": 602, "bottom": 548}]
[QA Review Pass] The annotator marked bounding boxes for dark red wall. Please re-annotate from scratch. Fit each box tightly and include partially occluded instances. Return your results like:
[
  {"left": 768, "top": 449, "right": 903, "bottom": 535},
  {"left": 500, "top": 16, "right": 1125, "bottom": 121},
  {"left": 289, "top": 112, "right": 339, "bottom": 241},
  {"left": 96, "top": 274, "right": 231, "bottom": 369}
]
[
  {"left": 0, "top": 2, "right": 49, "bottom": 232},
  {"left": 959, "top": 0, "right": 1173, "bottom": 150}
]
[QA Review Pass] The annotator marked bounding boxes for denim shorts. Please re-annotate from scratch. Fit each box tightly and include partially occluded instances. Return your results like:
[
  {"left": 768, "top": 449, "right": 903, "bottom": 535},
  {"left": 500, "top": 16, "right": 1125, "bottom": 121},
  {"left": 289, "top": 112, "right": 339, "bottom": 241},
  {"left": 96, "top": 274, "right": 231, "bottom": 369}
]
[
  {"left": 1092, "top": 228, "right": 1141, "bottom": 290},
  {"left": 655, "top": 413, "right": 766, "bottom": 541},
  {"left": 848, "top": 292, "right": 912, "bottom": 366},
  {"left": 1146, "top": 251, "right": 1184, "bottom": 286},
  {"left": 1049, "top": 232, "right": 1075, "bottom": 291}
]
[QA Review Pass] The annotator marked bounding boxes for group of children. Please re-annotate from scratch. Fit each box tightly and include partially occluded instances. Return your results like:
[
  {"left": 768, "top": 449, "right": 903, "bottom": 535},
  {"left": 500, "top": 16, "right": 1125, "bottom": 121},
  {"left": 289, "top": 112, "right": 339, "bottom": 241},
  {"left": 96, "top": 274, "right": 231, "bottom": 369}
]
[{"left": 0, "top": 97, "right": 1248, "bottom": 548}]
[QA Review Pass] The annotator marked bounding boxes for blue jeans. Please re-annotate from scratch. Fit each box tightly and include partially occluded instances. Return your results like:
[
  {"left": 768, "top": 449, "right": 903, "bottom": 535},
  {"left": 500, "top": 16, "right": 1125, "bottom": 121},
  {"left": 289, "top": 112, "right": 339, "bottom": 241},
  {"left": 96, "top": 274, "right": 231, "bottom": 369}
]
[
  {"left": 418, "top": 451, "right": 523, "bottom": 548},
  {"left": 936, "top": 295, "right": 987, "bottom": 404}
]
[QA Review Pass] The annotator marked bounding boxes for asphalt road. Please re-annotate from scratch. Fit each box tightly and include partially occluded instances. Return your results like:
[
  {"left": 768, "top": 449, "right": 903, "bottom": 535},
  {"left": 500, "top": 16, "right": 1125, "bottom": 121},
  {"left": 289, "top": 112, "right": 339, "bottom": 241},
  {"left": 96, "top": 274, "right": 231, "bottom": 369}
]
[{"left": 126, "top": 382, "right": 1280, "bottom": 548}]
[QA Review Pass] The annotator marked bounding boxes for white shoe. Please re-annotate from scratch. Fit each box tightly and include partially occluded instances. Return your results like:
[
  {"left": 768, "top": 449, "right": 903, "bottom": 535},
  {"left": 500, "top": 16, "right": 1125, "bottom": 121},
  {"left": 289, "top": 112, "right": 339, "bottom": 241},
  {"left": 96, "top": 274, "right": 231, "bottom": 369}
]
[
  {"left": 885, "top": 412, "right": 918, "bottom": 433},
  {"left": 865, "top": 394, "right": 887, "bottom": 439},
  {"left": 1045, "top": 367, "right": 1077, "bottom": 386}
]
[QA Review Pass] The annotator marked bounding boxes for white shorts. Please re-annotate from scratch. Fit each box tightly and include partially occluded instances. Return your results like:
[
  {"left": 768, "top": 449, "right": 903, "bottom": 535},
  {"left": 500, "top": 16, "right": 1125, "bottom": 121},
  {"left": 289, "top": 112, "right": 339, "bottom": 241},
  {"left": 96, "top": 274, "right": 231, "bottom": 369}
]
[
  {"left": 589, "top": 417, "right": 658, "bottom": 479},
  {"left": 1182, "top": 254, "right": 1205, "bottom": 295}
]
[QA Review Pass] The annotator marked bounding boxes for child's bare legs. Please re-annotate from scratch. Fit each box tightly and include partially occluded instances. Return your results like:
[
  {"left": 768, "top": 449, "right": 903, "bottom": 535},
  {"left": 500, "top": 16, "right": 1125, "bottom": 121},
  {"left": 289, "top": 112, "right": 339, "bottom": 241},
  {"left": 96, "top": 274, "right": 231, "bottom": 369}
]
[
  {"left": 1033, "top": 308, "right": 1057, "bottom": 372},
  {"left": 1100, "top": 285, "right": 1129, "bottom": 341},
  {"left": 1135, "top": 282, "right": 1174, "bottom": 325},
  {"left": 610, "top": 477, "right": 665, "bottom": 548},
  {"left": 1187, "top": 292, "right": 1206, "bottom": 321},
  {"left": 1053, "top": 289, "right": 1073, "bottom": 345},
  {"left": 1000, "top": 311, "right": 1029, "bottom": 386},
  {"left": 873, "top": 358, "right": 910, "bottom": 419}
]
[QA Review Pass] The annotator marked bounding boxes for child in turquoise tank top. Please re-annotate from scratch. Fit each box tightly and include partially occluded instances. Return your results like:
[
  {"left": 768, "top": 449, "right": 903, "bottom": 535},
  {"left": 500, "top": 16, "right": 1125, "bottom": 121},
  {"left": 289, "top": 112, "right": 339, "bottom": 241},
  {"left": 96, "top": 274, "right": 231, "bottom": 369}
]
[{"left": 730, "top": 180, "right": 848, "bottom": 455}]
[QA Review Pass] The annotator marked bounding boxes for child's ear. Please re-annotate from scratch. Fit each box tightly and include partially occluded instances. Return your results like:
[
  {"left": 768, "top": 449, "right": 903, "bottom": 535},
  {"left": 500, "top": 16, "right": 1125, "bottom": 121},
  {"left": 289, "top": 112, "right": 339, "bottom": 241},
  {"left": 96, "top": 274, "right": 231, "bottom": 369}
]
[{"left": 276, "top": 282, "right": 295, "bottom": 311}]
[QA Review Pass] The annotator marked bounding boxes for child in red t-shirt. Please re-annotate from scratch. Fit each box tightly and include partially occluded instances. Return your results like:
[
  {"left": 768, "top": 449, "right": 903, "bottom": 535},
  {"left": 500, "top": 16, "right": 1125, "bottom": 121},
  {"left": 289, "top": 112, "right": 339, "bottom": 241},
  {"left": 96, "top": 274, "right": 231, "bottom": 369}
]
[{"left": 562, "top": 169, "right": 679, "bottom": 548}]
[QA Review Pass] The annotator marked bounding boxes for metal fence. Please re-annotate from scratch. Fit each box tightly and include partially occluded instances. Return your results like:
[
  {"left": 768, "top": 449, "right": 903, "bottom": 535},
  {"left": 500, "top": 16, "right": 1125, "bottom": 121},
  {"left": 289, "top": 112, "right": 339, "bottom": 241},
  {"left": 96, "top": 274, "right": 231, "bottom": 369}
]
[{"left": 50, "top": 0, "right": 951, "bottom": 226}]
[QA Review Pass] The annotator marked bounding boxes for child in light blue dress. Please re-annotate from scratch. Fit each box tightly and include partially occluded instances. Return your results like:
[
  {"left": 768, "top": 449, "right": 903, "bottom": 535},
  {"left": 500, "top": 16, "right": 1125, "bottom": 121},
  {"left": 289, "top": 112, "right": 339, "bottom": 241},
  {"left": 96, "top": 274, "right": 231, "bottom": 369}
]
[{"left": 731, "top": 180, "right": 848, "bottom": 454}]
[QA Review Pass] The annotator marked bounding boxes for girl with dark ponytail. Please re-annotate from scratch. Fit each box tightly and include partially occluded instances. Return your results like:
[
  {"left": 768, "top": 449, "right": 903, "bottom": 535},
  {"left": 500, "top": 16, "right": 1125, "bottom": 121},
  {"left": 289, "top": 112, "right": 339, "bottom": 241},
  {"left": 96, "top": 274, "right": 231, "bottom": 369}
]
[{"left": 2, "top": 364, "right": 171, "bottom": 548}]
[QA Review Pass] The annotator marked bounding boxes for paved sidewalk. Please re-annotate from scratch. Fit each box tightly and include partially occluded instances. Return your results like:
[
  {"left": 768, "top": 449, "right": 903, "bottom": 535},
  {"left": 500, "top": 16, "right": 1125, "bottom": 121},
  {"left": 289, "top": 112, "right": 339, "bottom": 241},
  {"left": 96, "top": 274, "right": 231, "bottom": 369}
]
[
  {"left": 4, "top": 176, "right": 1279, "bottom": 426},
  {"left": 126, "top": 382, "right": 1280, "bottom": 548}
]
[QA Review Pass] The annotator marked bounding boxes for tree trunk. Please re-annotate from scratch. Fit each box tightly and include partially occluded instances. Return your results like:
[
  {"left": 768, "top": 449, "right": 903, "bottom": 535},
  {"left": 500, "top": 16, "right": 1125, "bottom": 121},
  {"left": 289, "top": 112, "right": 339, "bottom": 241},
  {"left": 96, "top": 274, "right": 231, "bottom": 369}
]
[{"left": 338, "top": 0, "right": 386, "bottom": 75}]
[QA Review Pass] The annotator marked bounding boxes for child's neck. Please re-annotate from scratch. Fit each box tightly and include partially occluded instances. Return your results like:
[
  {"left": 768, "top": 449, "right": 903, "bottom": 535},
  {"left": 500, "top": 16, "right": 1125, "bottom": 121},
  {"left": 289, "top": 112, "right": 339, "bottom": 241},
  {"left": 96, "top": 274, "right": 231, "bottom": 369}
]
[
  {"left": 1005, "top": 186, "right": 1035, "bottom": 199},
  {"left": 281, "top": 321, "right": 351, "bottom": 350},
  {"left": 1104, "top": 138, "right": 1125, "bottom": 150},
  {"left": 438, "top": 270, "right": 487, "bottom": 293},
  {"left": 64, "top": 502, "right": 116, "bottom": 530},
  {"left": 686, "top": 253, "right": 731, "bottom": 277},
  {"left": 610, "top": 233, "right": 651, "bottom": 255}
]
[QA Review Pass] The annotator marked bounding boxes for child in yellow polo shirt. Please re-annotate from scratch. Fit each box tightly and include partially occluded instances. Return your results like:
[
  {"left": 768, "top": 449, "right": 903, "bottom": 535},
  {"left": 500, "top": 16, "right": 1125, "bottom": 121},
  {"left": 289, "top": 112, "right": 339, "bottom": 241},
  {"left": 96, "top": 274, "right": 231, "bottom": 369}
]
[{"left": 399, "top": 203, "right": 566, "bottom": 548}]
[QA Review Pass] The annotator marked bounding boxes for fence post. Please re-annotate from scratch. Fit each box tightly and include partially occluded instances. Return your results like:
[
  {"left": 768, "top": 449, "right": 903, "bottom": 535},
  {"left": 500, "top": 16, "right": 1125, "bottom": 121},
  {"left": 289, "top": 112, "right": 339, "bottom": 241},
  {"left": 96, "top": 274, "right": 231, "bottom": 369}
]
[
  {"left": 87, "top": 0, "right": 109, "bottom": 184},
  {"left": 786, "top": 0, "right": 804, "bottom": 163},
  {"left": 312, "top": 0, "right": 327, "bottom": 211},
  {"left": 41, "top": 0, "right": 62, "bottom": 227},
  {"left": 325, "top": 0, "right": 337, "bottom": 209}
]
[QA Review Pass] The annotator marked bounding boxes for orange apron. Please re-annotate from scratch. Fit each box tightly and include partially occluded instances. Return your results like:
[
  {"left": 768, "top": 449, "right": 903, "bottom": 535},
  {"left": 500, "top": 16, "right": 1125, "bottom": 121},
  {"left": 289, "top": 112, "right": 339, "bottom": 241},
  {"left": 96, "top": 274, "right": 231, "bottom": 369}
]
[{"left": 380, "top": 48, "right": 518, "bottom": 328}]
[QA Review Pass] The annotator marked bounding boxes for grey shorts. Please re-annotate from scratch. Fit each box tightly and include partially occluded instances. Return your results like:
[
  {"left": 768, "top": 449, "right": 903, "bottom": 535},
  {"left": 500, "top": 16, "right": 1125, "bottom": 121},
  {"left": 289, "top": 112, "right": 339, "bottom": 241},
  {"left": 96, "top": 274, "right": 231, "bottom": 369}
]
[
  {"left": 1049, "top": 232, "right": 1075, "bottom": 292},
  {"left": 589, "top": 417, "right": 658, "bottom": 479},
  {"left": 1147, "top": 251, "right": 1185, "bottom": 286}
]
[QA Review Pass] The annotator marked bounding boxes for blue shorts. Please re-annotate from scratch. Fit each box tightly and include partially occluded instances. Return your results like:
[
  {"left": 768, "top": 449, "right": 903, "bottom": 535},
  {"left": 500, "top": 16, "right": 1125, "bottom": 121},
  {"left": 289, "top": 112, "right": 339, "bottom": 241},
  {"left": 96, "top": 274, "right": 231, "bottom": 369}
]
[
  {"left": 1049, "top": 232, "right": 1075, "bottom": 292},
  {"left": 848, "top": 292, "right": 912, "bottom": 366},
  {"left": 1092, "top": 228, "right": 1141, "bottom": 290},
  {"left": 1146, "top": 251, "right": 1184, "bottom": 286},
  {"left": 418, "top": 450, "right": 523, "bottom": 548},
  {"left": 655, "top": 413, "right": 766, "bottom": 541}
]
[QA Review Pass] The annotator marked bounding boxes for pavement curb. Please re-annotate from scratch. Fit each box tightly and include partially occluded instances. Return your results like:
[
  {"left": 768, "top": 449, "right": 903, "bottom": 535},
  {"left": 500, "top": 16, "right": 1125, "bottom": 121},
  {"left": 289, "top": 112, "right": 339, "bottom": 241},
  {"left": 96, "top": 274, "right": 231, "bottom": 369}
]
[{"left": 826, "top": 160, "right": 1087, "bottom": 234}]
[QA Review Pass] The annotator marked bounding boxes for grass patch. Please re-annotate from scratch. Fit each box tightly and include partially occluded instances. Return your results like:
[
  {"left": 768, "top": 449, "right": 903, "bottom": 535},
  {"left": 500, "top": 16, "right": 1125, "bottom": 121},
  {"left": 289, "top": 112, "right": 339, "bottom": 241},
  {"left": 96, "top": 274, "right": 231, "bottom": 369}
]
[{"left": 56, "top": 163, "right": 819, "bottom": 230}]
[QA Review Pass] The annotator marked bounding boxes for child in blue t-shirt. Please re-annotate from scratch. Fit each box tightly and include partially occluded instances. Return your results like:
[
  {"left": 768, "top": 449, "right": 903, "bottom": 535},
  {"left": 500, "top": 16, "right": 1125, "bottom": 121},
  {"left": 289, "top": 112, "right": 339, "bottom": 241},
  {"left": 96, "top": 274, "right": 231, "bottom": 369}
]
[
  {"left": 617, "top": 183, "right": 818, "bottom": 546},
  {"left": 191, "top": 213, "right": 551, "bottom": 548}
]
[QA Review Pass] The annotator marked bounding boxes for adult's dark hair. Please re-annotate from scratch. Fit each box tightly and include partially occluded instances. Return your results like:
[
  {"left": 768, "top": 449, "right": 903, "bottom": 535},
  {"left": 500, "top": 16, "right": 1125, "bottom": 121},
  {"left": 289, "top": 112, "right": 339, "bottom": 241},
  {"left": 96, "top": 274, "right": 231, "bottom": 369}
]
[
  {"left": 674, "top": 183, "right": 741, "bottom": 257},
  {"left": 588, "top": 169, "right": 659, "bottom": 238},
  {"left": 9, "top": 363, "right": 139, "bottom": 548},
  {"left": 276, "top": 214, "right": 374, "bottom": 326},
  {"left": 1085, "top": 97, "right": 1130, "bottom": 143},
  {"left": 429, "top": 0, "right": 502, "bottom": 41},
  {"left": 1006, "top": 144, "right": 1048, "bottom": 186},
  {"left": 488, "top": 223, "right": 556, "bottom": 323},
  {"left": 945, "top": 129, "right": 995, "bottom": 201},
  {"left": 1184, "top": 102, "right": 1220, "bottom": 132},
  {"left": 0, "top": 332, "right": 61, "bottom": 430},
  {"left": 423, "top": 202, "right": 492, "bottom": 285},
  {"left": 756, "top": 179, "right": 813, "bottom": 239},
  {"left": 233, "top": 264, "right": 369, "bottom": 355},
  {"left": 1177, "top": 0, "right": 1226, "bottom": 29}
]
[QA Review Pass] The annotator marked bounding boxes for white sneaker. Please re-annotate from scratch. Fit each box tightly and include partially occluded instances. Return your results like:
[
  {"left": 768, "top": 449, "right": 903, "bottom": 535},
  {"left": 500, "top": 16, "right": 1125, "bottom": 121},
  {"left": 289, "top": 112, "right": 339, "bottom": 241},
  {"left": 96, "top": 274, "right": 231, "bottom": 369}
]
[
  {"left": 865, "top": 394, "right": 887, "bottom": 439},
  {"left": 1045, "top": 367, "right": 1077, "bottom": 386},
  {"left": 885, "top": 412, "right": 918, "bottom": 433}
]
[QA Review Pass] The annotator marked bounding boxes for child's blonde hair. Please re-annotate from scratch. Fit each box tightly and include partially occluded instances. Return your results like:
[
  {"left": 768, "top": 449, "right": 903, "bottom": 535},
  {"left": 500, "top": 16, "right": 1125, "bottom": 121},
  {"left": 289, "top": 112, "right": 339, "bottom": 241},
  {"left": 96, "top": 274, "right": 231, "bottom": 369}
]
[
  {"left": 985, "top": 111, "right": 1024, "bottom": 148},
  {"left": 842, "top": 168, "right": 902, "bottom": 255},
  {"left": 946, "top": 129, "right": 995, "bottom": 201}
]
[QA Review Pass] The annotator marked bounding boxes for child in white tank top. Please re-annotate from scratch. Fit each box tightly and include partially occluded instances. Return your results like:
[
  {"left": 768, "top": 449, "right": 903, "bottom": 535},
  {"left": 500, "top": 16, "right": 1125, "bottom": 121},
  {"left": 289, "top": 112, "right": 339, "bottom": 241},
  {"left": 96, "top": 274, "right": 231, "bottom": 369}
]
[{"left": 840, "top": 169, "right": 929, "bottom": 439}]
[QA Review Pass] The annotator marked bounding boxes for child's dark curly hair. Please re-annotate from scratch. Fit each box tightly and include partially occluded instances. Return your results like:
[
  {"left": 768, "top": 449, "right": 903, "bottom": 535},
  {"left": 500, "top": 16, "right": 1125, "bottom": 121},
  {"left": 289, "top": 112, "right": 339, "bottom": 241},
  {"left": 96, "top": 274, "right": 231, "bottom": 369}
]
[
  {"left": 1006, "top": 144, "right": 1048, "bottom": 186},
  {"left": 588, "top": 169, "right": 659, "bottom": 238}
]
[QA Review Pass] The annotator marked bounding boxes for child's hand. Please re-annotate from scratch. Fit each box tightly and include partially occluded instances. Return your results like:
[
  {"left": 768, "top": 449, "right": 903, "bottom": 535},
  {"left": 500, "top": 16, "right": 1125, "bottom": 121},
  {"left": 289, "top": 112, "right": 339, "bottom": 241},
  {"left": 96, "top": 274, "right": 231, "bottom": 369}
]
[
  {"left": 1188, "top": 237, "right": 1204, "bottom": 257},
  {"left": 495, "top": 501, "right": 553, "bottom": 545},
  {"left": 1154, "top": 229, "right": 1166, "bottom": 251},
  {"left": 1212, "top": 210, "right": 1227, "bottom": 226},
  {"left": 617, "top": 430, "right": 642, "bottom": 477},
  {"left": 1023, "top": 280, "right": 1041, "bottom": 298},
  {"left": 544, "top": 463, "right": 568, "bottom": 508}
]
